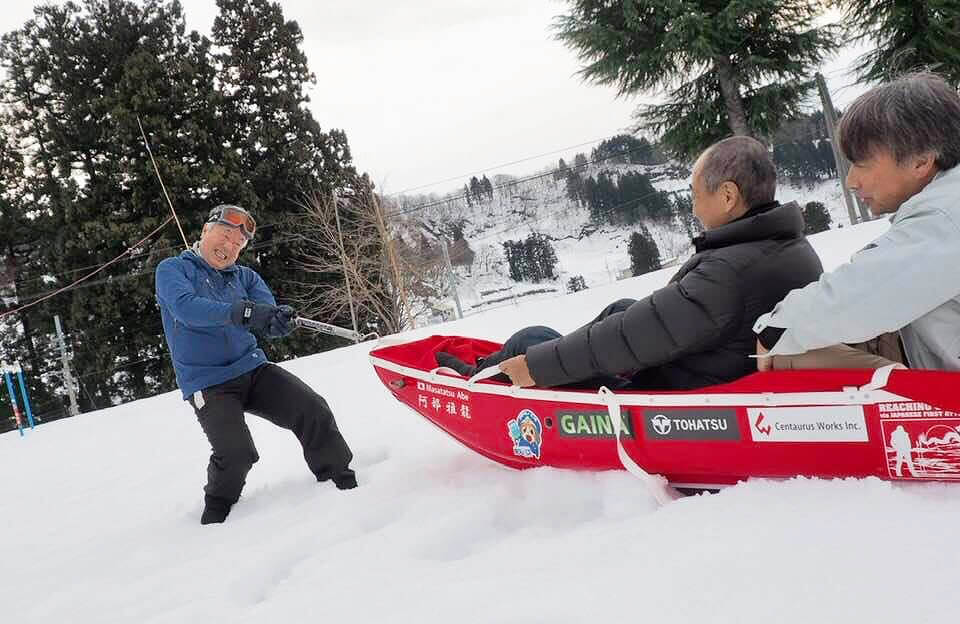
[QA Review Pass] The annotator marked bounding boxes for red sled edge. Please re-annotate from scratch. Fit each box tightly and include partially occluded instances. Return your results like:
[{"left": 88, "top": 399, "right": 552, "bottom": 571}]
[{"left": 370, "top": 335, "right": 960, "bottom": 490}]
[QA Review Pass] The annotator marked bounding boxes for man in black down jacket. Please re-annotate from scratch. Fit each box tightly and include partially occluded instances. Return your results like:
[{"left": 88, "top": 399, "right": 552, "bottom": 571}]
[{"left": 437, "top": 136, "right": 823, "bottom": 390}]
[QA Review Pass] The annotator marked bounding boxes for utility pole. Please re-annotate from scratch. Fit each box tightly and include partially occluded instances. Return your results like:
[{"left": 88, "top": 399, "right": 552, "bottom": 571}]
[
  {"left": 54, "top": 315, "right": 79, "bottom": 417},
  {"left": 816, "top": 73, "right": 869, "bottom": 224},
  {"left": 441, "top": 239, "right": 463, "bottom": 320},
  {"left": 371, "top": 191, "right": 414, "bottom": 330},
  {"left": 332, "top": 191, "right": 360, "bottom": 344}
]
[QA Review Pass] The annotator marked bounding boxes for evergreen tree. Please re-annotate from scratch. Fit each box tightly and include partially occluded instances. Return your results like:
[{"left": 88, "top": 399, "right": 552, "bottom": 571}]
[
  {"left": 502, "top": 240, "right": 527, "bottom": 282},
  {"left": 555, "top": 1, "right": 838, "bottom": 158},
  {"left": 468, "top": 176, "right": 482, "bottom": 204},
  {"left": 554, "top": 158, "right": 569, "bottom": 181},
  {"left": 592, "top": 134, "right": 656, "bottom": 165},
  {"left": 212, "top": 0, "right": 363, "bottom": 362},
  {"left": 802, "top": 201, "right": 832, "bottom": 234},
  {"left": 628, "top": 226, "right": 662, "bottom": 276},
  {"left": 567, "top": 275, "right": 588, "bottom": 292},
  {"left": 672, "top": 193, "right": 702, "bottom": 238},
  {"left": 502, "top": 234, "right": 558, "bottom": 283},
  {"left": 481, "top": 174, "right": 494, "bottom": 200},
  {"left": 565, "top": 170, "right": 584, "bottom": 204},
  {"left": 0, "top": 119, "right": 61, "bottom": 432},
  {"left": 0, "top": 0, "right": 221, "bottom": 409},
  {"left": 771, "top": 109, "right": 829, "bottom": 143},
  {"left": 573, "top": 152, "right": 588, "bottom": 170},
  {"left": 524, "top": 234, "right": 559, "bottom": 282},
  {"left": 579, "top": 176, "right": 597, "bottom": 220},
  {"left": 594, "top": 173, "right": 618, "bottom": 223},
  {"left": 817, "top": 139, "right": 837, "bottom": 176},
  {"left": 0, "top": 0, "right": 362, "bottom": 414},
  {"left": 837, "top": 0, "right": 960, "bottom": 84}
]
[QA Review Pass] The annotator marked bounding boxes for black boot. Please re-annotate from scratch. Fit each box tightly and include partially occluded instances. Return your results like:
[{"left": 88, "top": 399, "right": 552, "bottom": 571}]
[
  {"left": 200, "top": 495, "right": 233, "bottom": 525},
  {"left": 436, "top": 351, "right": 477, "bottom": 377},
  {"left": 332, "top": 469, "right": 358, "bottom": 490}
]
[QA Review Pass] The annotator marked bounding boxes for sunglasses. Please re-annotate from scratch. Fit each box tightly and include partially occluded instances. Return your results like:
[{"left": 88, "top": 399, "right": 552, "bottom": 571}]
[{"left": 208, "top": 204, "right": 256, "bottom": 240}]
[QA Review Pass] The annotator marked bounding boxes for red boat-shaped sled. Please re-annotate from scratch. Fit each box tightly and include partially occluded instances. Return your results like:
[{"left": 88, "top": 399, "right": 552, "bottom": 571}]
[{"left": 370, "top": 335, "right": 960, "bottom": 500}]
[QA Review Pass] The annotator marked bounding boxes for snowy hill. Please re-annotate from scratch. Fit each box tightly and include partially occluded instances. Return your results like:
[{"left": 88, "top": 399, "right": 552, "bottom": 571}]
[
  {"left": 4, "top": 216, "right": 960, "bottom": 624},
  {"left": 398, "top": 158, "right": 857, "bottom": 320}
]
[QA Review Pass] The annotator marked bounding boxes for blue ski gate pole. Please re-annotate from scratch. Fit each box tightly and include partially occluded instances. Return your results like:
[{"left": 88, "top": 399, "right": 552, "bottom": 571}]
[
  {"left": 15, "top": 365, "right": 34, "bottom": 429},
  {"left": 3, "top": 369, "right": 24, "bottom": 437}
]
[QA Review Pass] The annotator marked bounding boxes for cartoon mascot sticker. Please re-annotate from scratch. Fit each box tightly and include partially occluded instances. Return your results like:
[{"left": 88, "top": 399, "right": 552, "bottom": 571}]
[{"left": 508, "top": 409, "right": 543, "bottom": 460}]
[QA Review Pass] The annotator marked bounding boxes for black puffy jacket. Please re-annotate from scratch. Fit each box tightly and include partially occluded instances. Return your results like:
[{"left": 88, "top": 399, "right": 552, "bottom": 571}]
[{"left": 525, "top": 201, "right": 823, "bottom": 390}]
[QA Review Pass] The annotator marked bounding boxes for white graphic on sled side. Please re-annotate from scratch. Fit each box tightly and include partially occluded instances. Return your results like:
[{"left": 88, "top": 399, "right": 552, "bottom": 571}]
[
  {"left": 508, "top": 409, "right": 542, "bottom": 460},
  {"left": 880, "top": 419, "right": 960, "bottom": 479}
]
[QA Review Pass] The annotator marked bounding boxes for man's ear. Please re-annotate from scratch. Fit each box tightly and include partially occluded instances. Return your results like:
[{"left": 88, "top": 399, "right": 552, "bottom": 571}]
[
  {"left": 911, "top": 151, "right": 938, "bottom": 179},
  {"left": 719, "top": 180, "right": 741, "bottom": 212}
]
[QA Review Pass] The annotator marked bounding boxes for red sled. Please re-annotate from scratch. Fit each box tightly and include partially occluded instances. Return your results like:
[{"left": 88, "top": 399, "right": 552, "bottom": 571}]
[{"left": 370, "top": 335, "right": 960, "bottom": 499}]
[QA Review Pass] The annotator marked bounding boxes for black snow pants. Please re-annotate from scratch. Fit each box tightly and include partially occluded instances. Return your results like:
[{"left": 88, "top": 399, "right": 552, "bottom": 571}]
[{"left": 188, "top": 363, "right": 354, "bottom": 507}]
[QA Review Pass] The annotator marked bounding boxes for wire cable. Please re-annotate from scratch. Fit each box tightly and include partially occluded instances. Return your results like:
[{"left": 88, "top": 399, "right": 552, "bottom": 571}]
[{"left": 0, "top": 216, "right": 173, "bottom": 321}]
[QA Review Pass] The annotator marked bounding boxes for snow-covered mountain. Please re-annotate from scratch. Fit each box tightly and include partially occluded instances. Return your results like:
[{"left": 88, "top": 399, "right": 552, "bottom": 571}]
[{"left": 5, "top": 216, "right": 959, "bottom": 624}]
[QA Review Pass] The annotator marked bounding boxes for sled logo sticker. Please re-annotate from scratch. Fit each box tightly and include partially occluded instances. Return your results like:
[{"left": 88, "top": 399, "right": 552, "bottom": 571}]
[
  {"left": 556, "top": 408, "right": 633, "bottom": 438},
  {"left": 651, "top": 414, "right": 671, "bottom": 436},
  {"left": 880, "top": 418, "right": 960, "bottom": 480},
  {"left": 508, "top": 409, "right": 542, "bottom": 459},
  {"left": 745, "top": 406, "right": 867, "bottom": 442},
  {"left": 753, "top": 412, "right": 772, "bottom": 436},
  {"left": 642, "top": 408, "right": 740, "bottom": 441}
]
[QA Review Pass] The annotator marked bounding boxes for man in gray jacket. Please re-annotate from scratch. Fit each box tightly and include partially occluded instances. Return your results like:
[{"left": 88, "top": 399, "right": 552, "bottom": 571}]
[
  {"left": 755, "top": 72, "right": 960, "bottom": 371},
  {"left": 439, "top": 136, "right": 822, "bottom": 389}
]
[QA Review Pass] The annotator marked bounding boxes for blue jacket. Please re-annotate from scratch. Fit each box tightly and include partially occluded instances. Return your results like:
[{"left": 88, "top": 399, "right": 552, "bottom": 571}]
[{"left": 156, "top": 249, "right": 275, "bottom": 399}]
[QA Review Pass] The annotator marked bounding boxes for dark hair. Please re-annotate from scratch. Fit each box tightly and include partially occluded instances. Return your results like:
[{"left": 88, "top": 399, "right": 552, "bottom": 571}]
[
  {"left": 699, "top": 136, "right": 776, "bottom": 207},
  {"left": 837, "top": 71, "right": 960, "bottom": 170}
]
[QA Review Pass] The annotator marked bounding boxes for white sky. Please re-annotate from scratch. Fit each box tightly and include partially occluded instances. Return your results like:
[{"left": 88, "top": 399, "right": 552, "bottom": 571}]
[{"left": 3, "top": 1, "right": 870, "bottom": 194}]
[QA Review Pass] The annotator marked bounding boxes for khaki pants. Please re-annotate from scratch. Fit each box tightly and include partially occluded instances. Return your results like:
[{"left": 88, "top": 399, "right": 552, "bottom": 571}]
[{"left": 770, "top": 333, "right": 907, "bottom": 370}]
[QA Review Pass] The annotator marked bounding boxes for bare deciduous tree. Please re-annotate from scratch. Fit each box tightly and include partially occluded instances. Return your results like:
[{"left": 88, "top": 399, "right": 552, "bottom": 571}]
[{"left": 290, "top": 190, "right": 446, "bottom": 335}]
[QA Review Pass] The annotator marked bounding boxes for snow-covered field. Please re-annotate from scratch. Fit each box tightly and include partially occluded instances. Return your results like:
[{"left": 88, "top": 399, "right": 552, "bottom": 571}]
[{"left": 4, "top": 217, "right": 960, "bottom": 624}]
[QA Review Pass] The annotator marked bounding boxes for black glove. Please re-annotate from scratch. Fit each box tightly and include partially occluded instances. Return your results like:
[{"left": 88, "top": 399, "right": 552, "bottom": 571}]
[
  {"left": 267, "top": 304, "right": 297, "bottom": 338},
  {"left": 230, "top": 300, "right": 278, "bottom": 334}
]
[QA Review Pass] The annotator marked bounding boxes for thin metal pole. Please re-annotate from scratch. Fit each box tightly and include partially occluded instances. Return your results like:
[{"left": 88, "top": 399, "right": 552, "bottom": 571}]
[
  {"left": 3, "top": 368, "right": 23, "bottom": 436},
  {"left": 816, "top": 73, "right": 866, "bottom": 225},
  {"left": 15, "top": 364, "right": 34, "bottom": 429},
  {"left": 54, "top": 315, "right": 80, "bottom": 417},
  {"left": 372, "top": 192, "right": 413, "bottom": 330},
  {"left": 294, "top": 317, "right": 362, "bottom": 342},
  {"left": 332, "top": 192, "right": 360, "bottom": 343},
  {"left": 441, "top": 238, "right": 463, "bottom": 319}
]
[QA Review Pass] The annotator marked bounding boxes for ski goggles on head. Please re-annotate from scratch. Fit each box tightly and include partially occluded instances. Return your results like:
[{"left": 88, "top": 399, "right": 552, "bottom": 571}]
[{"left": 207, "top": 204, "right": 256, "bottom": 240}]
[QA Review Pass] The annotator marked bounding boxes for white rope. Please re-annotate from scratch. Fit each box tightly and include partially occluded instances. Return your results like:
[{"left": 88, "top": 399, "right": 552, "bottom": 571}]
[
  {"left": 599, "top": 386, "right": 683, "bottom": 505},
  {"left": 858, "top": 363, "right": 904, "bottom": 391}
]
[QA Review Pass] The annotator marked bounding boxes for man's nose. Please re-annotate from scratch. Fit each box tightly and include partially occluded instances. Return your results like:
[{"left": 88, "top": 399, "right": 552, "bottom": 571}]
[{"left": 845, "top": 168, "right": 858, "bottom": 189}]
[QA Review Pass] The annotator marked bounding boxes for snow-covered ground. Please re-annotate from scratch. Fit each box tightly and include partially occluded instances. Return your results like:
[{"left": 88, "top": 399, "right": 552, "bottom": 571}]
[{"left": 5, "top": 217, "right": 960, "bottom": 624}]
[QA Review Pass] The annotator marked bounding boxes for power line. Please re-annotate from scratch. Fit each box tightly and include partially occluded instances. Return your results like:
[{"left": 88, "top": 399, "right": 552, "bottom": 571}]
[
  {"left": 0, "top": 216, "right": 174, "bottom": 322},
  {"left": 4, "top": 231, "right": 304, "bottom": 304},
  {"left": 3, "top": 134, "right": 837, "bottom": 312},
  {"left": 383, "top": 134, "right": 623, "bottom": 197},
  {"left": 12, "top": 221, "right": 282, "bottom": 287},
  {"left": 386, "top": 142, "right": 665, "bottom": 218},
  {"left": 387, "top": 132, "right": 839, "bottom": 221},
  {"left": 75, "top": 355, "right": 164, "bottom": 379}
]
